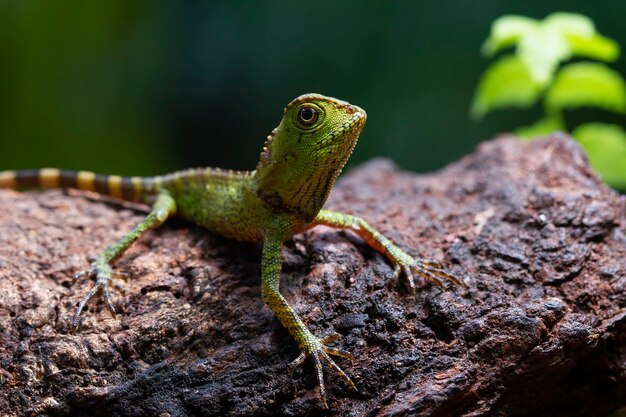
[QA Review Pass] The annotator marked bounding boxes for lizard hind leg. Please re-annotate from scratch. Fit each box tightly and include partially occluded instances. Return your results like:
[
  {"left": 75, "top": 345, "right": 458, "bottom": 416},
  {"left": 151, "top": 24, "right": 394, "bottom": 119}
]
[{"left": 72, "top": 192, "right": 176, "bottom": 329}]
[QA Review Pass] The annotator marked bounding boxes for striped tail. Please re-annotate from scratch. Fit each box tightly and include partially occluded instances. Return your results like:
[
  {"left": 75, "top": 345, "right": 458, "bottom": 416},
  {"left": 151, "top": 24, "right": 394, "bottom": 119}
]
[{"left": 0, "top": 168, "right": 161, "bottom": 202}]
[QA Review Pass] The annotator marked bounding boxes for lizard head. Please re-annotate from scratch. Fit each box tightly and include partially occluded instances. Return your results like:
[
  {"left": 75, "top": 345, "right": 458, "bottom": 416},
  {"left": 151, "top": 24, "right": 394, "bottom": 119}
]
[{"left": 254, "top": 93, "right": 367, "bottom": 222}]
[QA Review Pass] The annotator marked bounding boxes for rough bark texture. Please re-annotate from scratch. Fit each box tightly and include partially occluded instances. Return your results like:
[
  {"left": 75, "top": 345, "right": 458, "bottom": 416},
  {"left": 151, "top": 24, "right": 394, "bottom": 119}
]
[{"left": 0, "top": 134, "right": 624, "bottom": 417}]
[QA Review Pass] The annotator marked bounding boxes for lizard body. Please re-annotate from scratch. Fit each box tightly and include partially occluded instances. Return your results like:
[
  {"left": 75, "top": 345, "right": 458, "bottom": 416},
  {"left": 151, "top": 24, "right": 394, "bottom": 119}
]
[{"left": 0, "top": 94, "right": 459, "bottom": 407}]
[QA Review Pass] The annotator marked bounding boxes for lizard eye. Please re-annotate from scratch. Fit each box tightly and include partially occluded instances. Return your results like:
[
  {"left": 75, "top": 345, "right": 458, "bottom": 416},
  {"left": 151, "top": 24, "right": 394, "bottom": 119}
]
[{"left": 297, "top": 106, "right": 319, "bottom": 126}]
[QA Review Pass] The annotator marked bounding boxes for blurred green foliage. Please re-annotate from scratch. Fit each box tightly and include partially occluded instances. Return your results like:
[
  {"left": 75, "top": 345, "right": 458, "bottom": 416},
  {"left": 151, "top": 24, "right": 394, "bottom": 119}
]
[
  {"left": 1, "top": 2, "right": 625, "bottom": 184},
  {"left": 473, "top": 12, "right": 626, "bottom": 190}
]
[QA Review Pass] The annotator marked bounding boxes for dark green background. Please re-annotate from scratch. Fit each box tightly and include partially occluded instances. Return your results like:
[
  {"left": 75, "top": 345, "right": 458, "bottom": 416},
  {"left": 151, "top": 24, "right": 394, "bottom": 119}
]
[{"left": 1, "top": 1, "right": 624, "bottom": 176}]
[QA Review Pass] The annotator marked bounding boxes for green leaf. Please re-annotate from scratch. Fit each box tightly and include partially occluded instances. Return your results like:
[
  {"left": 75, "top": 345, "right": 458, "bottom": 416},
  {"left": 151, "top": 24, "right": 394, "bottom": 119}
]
[
  {"left": 518, "top": 25, "right": 570, "bottom": 85},
  {"left": 482, "top": 15, "right": 537, "bottom": 57},
  {"left": 544, "top": 12, "right": 595, "bottom": 37},
  {"left": 546, "top": 62, "right": 626, "bottom": 113},
  {"left": 471, "top": 55, "right": 543, "bottom": 119},
  {"left": 515, "top": 12, "right": 597, "bottom": 84},
  {"left": 573, "top": 122, "right": 626, "bottom": 190},
  {"left": 547, "top": 12, "right": 620, "bottom": 61},
  {"left": 480, "top": 12, "right": 620, "bottom": 86},
  {"left": 515, "top": 117, "right": 565, "bottom": 139},
  {"left": 564, "top": 33, "right": 620, "bottom": 62}
]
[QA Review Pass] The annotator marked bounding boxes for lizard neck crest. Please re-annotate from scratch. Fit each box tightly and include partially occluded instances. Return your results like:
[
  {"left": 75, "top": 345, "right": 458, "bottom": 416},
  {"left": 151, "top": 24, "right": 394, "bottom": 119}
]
[
  {"left": 256, "top": 128, "right": 277, "bottom": 173},
  {"left": 254, "top": 94, "right": 367, "bottom": 222}
]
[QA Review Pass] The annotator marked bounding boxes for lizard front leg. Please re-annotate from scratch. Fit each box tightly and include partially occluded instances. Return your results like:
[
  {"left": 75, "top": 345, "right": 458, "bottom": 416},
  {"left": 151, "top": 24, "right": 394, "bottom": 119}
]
[
  {"left": 72, "top": 192, "right": 177, "bottom": 328},
  {"left": 312, "top": 209, "right": 461, "bottom": 291},
  {"left": 261, "top": 228, "right": 356, "bottom": 408}
]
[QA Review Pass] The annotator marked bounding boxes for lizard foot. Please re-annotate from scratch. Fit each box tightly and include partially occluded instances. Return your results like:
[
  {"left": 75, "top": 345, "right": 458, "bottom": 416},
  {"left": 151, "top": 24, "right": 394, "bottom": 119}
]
[
  {"left": 72, "top": 260, "right": 127, "bottom": 328},
  {"left": 391, "top": 253, "right": 461, "bottom": 293},
  {"left": 289, "top": 333, "right": 357, "bottom": 408}
]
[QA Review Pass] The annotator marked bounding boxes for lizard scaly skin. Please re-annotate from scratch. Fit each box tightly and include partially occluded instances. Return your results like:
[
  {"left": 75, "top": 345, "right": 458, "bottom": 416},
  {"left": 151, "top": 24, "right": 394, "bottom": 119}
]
[{"left": 0, "top": 94, "right": 460, "bottom": 407}]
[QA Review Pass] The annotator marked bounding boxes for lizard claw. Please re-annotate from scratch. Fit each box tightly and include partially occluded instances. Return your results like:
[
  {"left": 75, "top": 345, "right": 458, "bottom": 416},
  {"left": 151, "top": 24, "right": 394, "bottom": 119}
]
[
  {"left": 289, "top": 333, "right": 357, "bottom": 408},
  {"left": 72, "top": 261, "right": 126, "bottom": 329},
  {"left": 410, "top": 258, "right": 461, "bottom": 288},
  {"left": 392, "top": 253, "right": 461, "bottom": 293}
]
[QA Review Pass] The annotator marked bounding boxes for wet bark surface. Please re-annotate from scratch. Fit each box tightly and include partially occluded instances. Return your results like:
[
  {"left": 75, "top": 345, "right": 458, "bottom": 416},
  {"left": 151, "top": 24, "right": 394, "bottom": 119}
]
[{"left": 0, "top": 134, "right": 624, "bottom": 417}]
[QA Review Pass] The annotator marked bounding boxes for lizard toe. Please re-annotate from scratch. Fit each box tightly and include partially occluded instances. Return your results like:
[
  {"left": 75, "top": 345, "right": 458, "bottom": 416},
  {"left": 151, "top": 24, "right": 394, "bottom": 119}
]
[
  {"left": 72, "top": 262, "right": 126, "bottom": 329},
  {"left": 289, "top": 333, "right": 357, "bottom": 407},
  {"left": 411, "top": 259, "right": 461, "bottom": 286}
]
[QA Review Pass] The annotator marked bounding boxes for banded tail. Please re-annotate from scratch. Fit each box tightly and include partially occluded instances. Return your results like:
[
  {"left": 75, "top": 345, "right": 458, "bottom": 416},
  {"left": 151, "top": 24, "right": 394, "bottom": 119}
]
[{"left": 0, "top": 168, "right": 162, "bottom": 202}]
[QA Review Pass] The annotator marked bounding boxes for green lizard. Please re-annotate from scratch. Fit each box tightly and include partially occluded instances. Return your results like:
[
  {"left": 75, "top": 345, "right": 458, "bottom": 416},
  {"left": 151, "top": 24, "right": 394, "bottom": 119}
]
[{"left": 0, "top": 93, "right": 460, "bottom": 407}]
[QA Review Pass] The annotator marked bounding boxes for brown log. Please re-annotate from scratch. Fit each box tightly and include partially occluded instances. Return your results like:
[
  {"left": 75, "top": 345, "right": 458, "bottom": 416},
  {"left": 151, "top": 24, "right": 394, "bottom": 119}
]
[{"left": 0, "top": 134, "right": 624, "bottom": 416}]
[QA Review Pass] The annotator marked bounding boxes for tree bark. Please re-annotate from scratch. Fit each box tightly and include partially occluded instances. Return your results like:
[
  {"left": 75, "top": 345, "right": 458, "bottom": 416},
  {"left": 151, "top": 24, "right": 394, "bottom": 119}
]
[{"left": 0, "top": 134, "right": 624, "bottom": 417}]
